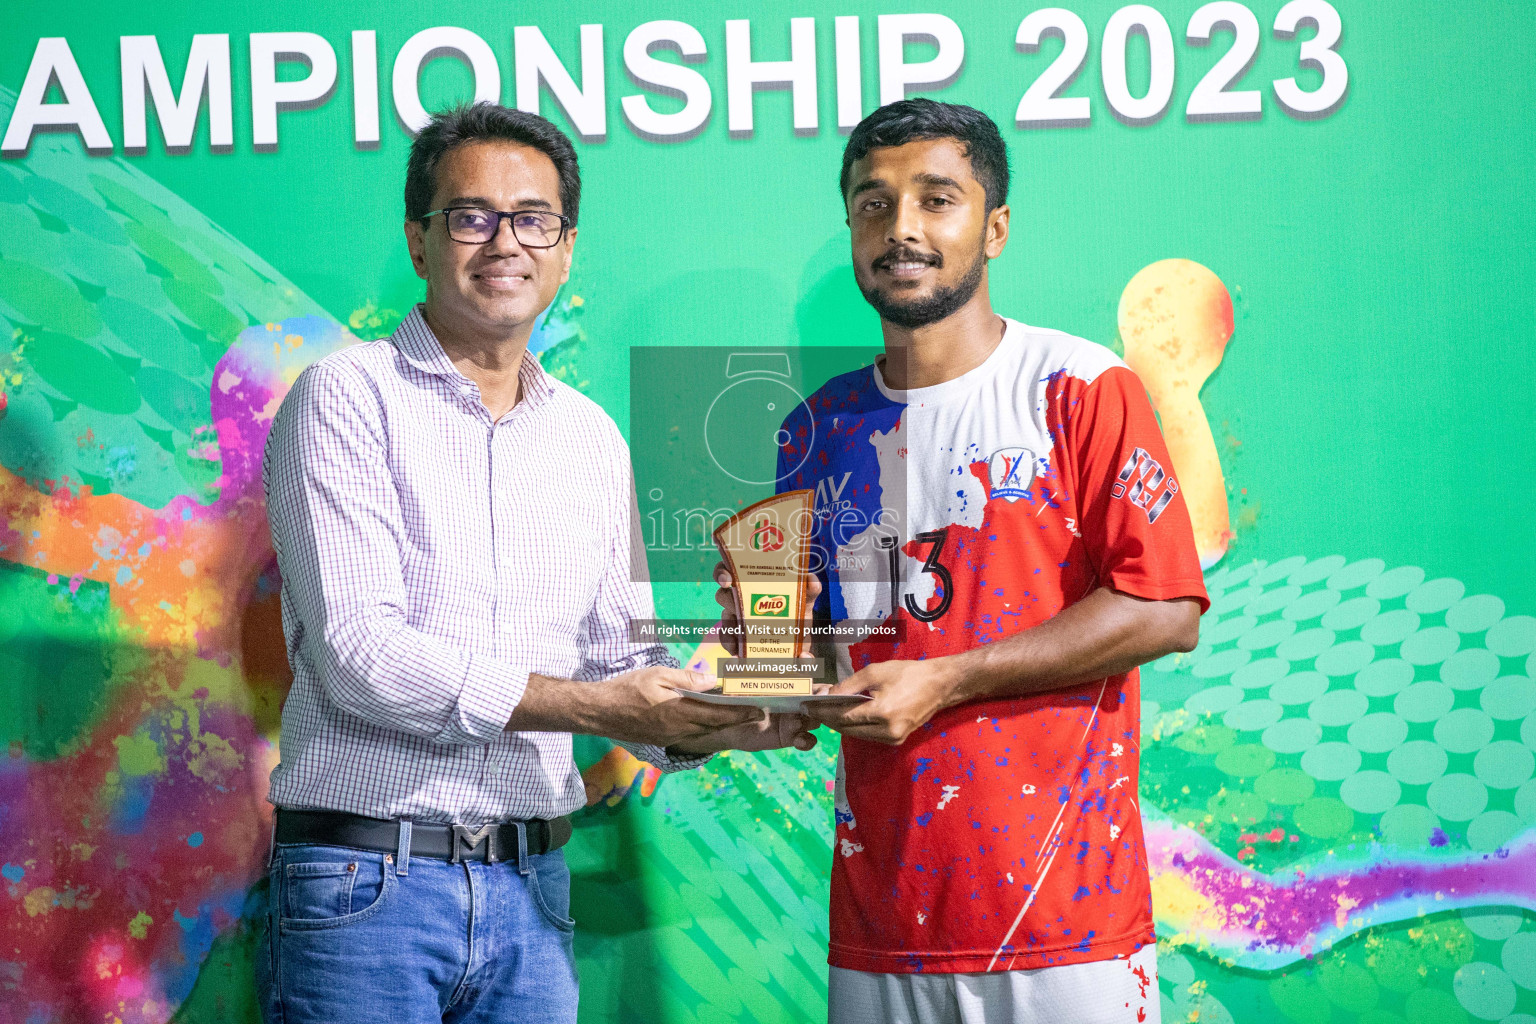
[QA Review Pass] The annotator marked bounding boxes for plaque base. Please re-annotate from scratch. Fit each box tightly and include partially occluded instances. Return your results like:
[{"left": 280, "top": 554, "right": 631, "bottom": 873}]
[{"left": 667, "top": 687, "right": 872, "bottom": 714}]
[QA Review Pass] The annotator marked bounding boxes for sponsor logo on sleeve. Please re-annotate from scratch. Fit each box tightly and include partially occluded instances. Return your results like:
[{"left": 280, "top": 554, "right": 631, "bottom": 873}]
[{"left": 1112, "top": 447, "right": 1179, "bottom": 524}]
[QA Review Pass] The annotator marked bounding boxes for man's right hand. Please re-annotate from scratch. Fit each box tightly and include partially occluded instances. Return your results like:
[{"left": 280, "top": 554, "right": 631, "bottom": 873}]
[
  {"left": 509, "top": 666, "right": 766, "bottom": 749},
  {"left": 594, "top": 665, "right": 765, "bottom": 748}
]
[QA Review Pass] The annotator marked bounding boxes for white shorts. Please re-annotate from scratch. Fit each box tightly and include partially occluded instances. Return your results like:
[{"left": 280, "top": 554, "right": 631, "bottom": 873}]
[{"left": 828, "top": 944, "right": 1160, "bottom": 1024}]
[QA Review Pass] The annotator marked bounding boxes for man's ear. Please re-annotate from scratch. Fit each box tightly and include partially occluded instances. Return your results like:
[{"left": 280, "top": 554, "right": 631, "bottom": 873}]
[
  {"left": 560, "top": 226, "right": 577, "bottom": 285},
  {"left": 405, "top": 218, "right": 429, "bottom": 281},
  {"left": 985, "top": 204, "right": 1010, "bottom": 260}
]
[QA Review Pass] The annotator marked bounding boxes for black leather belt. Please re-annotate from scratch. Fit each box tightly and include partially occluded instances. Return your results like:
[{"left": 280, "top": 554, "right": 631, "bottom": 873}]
[{"left": 275, "top": 808, "right": 573, "bottom": 864}]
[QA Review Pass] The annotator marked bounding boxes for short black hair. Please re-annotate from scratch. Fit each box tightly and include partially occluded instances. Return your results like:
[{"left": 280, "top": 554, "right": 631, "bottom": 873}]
[
  {"left": 405, "top": 102, "right": 581, "bottom": 226},
  {"left": 840, "top": 99, "right": 1009, "bottom": 212}
]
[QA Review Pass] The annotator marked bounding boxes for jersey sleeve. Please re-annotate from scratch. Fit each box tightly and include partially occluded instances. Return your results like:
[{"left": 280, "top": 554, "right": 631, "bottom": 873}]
[{"left": 1065, "top": 365, "right": 1210, "bottom": 612}]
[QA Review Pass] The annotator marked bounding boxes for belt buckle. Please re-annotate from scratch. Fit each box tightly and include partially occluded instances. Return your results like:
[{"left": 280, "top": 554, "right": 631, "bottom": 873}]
[{"left": 450, "top": 824, "right": 496, "bottom": 864}]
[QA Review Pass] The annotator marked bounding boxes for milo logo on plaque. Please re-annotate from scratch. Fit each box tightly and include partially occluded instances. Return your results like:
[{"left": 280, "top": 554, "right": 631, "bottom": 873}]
[{"left": 750, "top": 593, "right": 789, "bottom": 616}]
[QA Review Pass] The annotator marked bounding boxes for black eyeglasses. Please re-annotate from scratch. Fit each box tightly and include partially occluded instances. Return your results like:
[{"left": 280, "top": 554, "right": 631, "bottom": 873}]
[{"left": 421, "top": 207, "right": 570, "bottom": 248}]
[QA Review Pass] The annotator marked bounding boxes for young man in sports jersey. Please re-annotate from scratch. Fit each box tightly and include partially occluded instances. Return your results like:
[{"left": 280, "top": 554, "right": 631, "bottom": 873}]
[{"left": 715, "top": 99, "right": 1209, "bottom": 1022}]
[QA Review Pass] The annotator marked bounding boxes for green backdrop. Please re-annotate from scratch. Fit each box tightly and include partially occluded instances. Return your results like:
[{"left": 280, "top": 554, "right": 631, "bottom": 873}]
[{"left": 1, "top": 2, "right": 1534, "bottom": 1022}]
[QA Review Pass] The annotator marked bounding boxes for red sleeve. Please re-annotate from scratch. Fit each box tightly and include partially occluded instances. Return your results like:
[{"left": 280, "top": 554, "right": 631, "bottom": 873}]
[{"left": 1065, "top": 365, "right": 1210, "bottom": 613}]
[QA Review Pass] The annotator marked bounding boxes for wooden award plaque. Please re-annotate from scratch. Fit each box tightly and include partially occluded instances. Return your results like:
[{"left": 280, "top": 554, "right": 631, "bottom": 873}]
[{"left": 712, "top": 489, "right": 815, "bottom": 696}]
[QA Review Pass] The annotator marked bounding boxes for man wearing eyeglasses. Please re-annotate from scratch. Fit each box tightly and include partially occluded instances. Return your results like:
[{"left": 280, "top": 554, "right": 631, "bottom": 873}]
[{"left": 257, "top": 102, "right": 812, "bottom": 1024}]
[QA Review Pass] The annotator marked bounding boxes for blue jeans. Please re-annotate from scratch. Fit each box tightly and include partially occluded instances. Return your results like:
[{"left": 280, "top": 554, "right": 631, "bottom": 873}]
[{"left": 257, "top": 838, "right": 578, "bottom": 1023}]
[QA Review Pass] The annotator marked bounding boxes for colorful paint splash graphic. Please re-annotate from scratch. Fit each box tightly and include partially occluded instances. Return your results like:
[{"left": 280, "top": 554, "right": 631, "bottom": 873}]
[{"left": 0, "top": 87, "right": 1532, "bottom": 1024}]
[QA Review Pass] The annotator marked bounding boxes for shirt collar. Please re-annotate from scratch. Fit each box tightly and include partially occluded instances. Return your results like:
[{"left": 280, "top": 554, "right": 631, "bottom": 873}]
[{"left": 392, "top": 303, "right": 557, "bottom": 410}]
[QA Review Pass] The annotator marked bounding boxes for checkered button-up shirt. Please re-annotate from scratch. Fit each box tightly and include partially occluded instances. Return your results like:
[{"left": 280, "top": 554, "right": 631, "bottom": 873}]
[{"left": 263, "top": 305, "right": 700, "bottom": 825}]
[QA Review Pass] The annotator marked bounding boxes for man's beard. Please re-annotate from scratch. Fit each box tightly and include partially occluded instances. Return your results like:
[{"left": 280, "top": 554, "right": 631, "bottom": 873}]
[{"left": 858, "top": 243, "right": 988, "bottom": 329}]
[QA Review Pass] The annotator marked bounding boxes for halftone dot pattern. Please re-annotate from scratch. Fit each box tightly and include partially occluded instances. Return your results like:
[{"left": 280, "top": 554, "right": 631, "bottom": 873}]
[
  {"left": 1358, "top": 659, "right": 1415, "bottom": 697},
  {"left": 1251, "top": 584, "right": 1304, "bottom": 616},
  {"left": 1367, "top": 565, "right": 1424, "bottom": 600},
  {"left": 1311, "top": 688, "right": 1370, "bottom": 727},
  {"left": 1403, "top": 626, "right": 1462, "bottom": 665},
  {"left": 1302, "top": 742, "right": 1362, "bottom": 781},
  {"left": 1234, "top": 657, "right": 1290, "bottom": 690},
  {"left": 1447, "top": 649, "right": 1504, "bottom": 690},
  {"left": 1483, "top": 678, "right": 1536, "bottom": 721},
  {"left": 1175, "top": 723, "right": 1236, "bottom": 757},
  {"left": 1317, "top": 641, "right": 1377, "bottom": 676},
  {"left": 1268, "top": 973, "right": 1331, "bottom": 1023},
  {"left": 1517, "top": 780, "right": 1536, "bottom": 822},
  {"left": 1464, "top": 912, "right": 1524, "bottom": 942},
  {"left": 1226, "top": 699, "right": 1284, "bottom": 732},
  {"left": 1317, "top": 959, "right": 1378, "bottom": 1014},
  {"left": 1160, "top": 950, "right": 1196, "bottom": 986},
  {"left": 1408, "top": 577, "right": 1467, "bottom": 614},
  {"left": 0, "top": 153, "right": 332, "bottom": 512},
  {"left": 1212, "top": 586, "right": 1261, "bottom": 615},
  {"left": 1295, "top": 795, "right": 1354, "bottom": 838},
  {"left": 1428, "top": 774, "right": 1489, "bottom": 821},
  {"left": 1254, "top": 556, "right": 1309, "bottom": 585},
  {"left": 1264, "top": 717, "right": 1323, "bottom": 754},
  {"left": 1364, "top": 609, "right": 1422, "bottom": 646},
  {"left": 1454, "top": 962, "right": 1518, "bottom": 1020},
  {"left": 1186, "top": 685, "right": 1243, "bottom": 716},
  {"left": 1380, "top": 803, "right": 1440, "bottom": 846},
  {"left": 1168, "top": 980, "right": 1237, "bottom": 1024},
  {"left": 1208, "top": 789, "right": 1268, "bottom": 826},
  {"left": 1241, "top": 618, "right": 1298, "bottom": 651},
  {"left": 1279, "top": 628, "right": 1337, "bottom": 663},
  {"left": 1216, "top": 743, "right": 1276, "bottom": 778},
  {"left": 1438, "top": 709, "right": 1498, "bottom": 754},
  {"left": 1204, "top": 614, "right": 1256, "bottom": 646},
  {"left": 1287, "top": 588, "right": 1342, "bottom": 621},
  {"left": 1348, "top": 712, "right": 1409, "bottom": 753},
  {"left": 1490, "top": 618, "right": 1536, "bottom": 658},
  {"left": 1182, "top": 642, "right": 1215, "bottom": 665},
  {"left": 1327, "top": 557, "right": 1385, "bottom": 591},
  {"left": 1474, "top": 742, "right": 1536, "bottom": 789},
  {"left": 1255, "top": 767, "right": 1315, "bottom": 804},
  {"left": 1380, "top": 928, "right": 1459, "bottom": 990},
  {"left": 1143, "top": 553, "right": 1536, "bottom": 1024},
  {"left": 1273, "top": 671, "right": 1330, "bottom": 705},
  {"left": 1292, "top": 555, "right": 1347, "bottom": 586},
  {"left": 1388, "top": 740, "right": 1449, "bottom": 785},
  {"left": 1195, "top": 648, "right": 1252, "bottom": 678},
  {"left": 1449, "top": 595, "right": 1507, "bottom": 634},
  {"left": 1145, "top": 556, "right": 1536, "bottom": 1024},
  {"left": 1502, "top": 932, "right": 1536, "bottom": 988},
  {"left": 1397, "top": 680, "right": 1456, "bottom": 723},
  {"left": 1468, "top": 810, "right": 1523, "bottom": 852},
  {"left": 1326, "top": 597, "right": 1382, "bottom": 632},
  {"left": 1340, "top": 770, "right": 1402, "bottom": 814}
]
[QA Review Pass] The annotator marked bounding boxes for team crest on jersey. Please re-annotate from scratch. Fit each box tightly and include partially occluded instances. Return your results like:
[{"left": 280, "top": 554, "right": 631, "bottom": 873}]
[{"left": 986, "top": 446, "right": 1038, "bottom": 502}]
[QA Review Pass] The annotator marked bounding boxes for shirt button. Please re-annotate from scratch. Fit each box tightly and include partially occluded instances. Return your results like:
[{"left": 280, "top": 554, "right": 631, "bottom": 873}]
[{"left": 500, "top": 621, "right": 516, "bottom": 633}]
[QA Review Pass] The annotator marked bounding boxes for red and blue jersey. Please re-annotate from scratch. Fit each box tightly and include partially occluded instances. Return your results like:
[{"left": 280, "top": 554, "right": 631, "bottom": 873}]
[{"left": 776, "top": 319, "right": 1208, "bottom": 974}]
